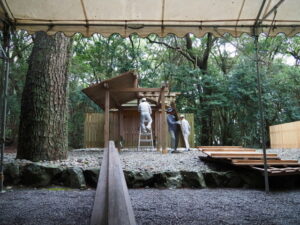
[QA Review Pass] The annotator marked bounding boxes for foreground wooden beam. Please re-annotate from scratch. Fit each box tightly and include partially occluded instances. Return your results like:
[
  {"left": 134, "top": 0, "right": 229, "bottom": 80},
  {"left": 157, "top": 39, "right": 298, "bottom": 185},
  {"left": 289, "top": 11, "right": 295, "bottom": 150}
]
[{"left": 91, "top": 141, "right": 136, "bottom": 225}]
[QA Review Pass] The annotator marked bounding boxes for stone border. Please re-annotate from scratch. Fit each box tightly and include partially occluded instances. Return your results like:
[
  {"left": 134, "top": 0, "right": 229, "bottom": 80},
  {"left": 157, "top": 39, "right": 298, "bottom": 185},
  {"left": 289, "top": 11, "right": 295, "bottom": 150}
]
[{"left": 3, "top": 162, "right": 300, "bottom": 189}]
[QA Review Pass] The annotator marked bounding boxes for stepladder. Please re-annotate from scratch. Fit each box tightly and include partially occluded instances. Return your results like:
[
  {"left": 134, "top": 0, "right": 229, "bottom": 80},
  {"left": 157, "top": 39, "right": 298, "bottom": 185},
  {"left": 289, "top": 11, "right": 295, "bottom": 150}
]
[{"left": 137, "top": 126, "right": 154, "bottom": 151}]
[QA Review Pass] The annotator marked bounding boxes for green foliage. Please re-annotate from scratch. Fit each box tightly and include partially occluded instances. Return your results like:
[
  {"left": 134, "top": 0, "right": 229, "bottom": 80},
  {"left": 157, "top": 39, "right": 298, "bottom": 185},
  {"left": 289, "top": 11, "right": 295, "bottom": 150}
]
[{"left": 4, "top": 32, "right": 300, "bottom": 148}]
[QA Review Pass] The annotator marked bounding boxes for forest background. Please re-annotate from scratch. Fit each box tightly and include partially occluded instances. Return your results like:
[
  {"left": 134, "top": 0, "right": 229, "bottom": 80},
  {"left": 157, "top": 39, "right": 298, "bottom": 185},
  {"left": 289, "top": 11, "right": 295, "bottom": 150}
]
[{"left": 2, "top": 32, "right": 300, "bottom": 149}]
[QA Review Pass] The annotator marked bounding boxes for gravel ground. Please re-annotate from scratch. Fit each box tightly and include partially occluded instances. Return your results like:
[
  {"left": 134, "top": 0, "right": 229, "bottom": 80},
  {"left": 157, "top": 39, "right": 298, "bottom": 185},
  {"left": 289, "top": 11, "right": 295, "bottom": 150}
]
[
  {"left": 3, "top": 148, "right": 300, "bottom": 172},
  {"left": 3, "top": 148, "right": 210, "bottom": 172},
  {"left": 257, "top": 148, "right": 300, "bottom": 161},
  {"left": 0, "top": 188, "right": 300, "bottom": 225}
]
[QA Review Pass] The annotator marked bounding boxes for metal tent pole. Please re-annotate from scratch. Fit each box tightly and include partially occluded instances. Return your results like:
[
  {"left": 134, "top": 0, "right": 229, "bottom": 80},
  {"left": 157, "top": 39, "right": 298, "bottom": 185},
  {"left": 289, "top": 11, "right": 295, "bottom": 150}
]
[
  {"left": 254, "top": 34, "right": 269, "bottom": 193},
  {"left": 0, "top": 24, "right": 10, "bottom": 193}
]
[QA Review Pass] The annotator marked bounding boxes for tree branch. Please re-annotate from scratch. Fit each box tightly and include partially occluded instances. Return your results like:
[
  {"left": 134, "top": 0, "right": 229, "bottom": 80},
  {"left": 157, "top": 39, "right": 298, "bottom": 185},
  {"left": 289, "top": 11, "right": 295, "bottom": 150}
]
[{"left": 146, "top": 36, "right": 196, "bottom": 64}]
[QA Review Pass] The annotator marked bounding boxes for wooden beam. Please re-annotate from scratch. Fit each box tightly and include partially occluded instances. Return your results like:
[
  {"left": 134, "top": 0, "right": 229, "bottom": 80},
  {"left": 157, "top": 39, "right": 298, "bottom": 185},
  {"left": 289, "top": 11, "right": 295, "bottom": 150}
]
[
  {"left": 207, "top": 153, "right": 279, "bottom": 160},
  {"left": 161, "top": 89, "right": 167, "bottom": 154},
  {"left": 198, "top": 146, "right": 243, "bottom": 148},
  {"left": 90, "top": 139, "right": 109, "bottom": 225},
  {"left": 118, "top": 109, "right": 121, "bottom": 151},
  {"left": 110, "top": 88, "right": 169, "bottom": 93},
  {"left": 120, "top": 110, "right": 124, "bottom": 145},
  {"left": 200, "top": 148, "right": 256, "bottom": 152},
  {"left": 206, "top": 152, "right": 278, "bottom": 156},
  {"left": 155, "top": 111, "right": 160, "bottom": 152},
  {"left": 91, "top": 141, "right": 137, "bottom": 225},
  {"left": 232, "top": 159, "right": 300, "bottom": 166},
  {"left": 104, "top": 87, "right": 110, "bottom": 148}
]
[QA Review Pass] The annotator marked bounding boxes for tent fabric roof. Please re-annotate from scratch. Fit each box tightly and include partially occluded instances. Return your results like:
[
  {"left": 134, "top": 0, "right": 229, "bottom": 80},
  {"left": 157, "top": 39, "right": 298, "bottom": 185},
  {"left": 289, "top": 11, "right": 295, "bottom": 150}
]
[{"left": 1, "top": 0, "right": 299, "bottom": 37}]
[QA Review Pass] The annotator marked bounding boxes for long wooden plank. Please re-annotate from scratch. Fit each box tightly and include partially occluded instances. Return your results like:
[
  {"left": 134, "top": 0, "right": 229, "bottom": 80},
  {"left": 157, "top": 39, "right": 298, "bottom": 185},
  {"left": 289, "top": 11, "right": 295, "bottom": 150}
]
[
  {"left": 232, "top": 159, "right": 299, "bottom": 166},
  {"left": 206, "top": 152, "right": 277, "bottom": 156},
  {"left": 198, "top": 146, "right": 242, "bottom": 148},
  {"left": 207, "top": 153, "right": 278, "bottom": 159},
  {"left": 203, "top": 151, "right": 271, "bottom": 155},
  {"left": 91, "top": 141, "right": 137, "bottom": 225},
  {"left": 200, "top": 148, "right": 256, "bottom": 152}
]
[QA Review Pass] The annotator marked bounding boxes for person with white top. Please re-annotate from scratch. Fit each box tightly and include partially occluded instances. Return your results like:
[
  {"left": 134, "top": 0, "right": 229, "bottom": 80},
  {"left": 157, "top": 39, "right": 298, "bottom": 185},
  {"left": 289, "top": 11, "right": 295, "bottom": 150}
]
[
  {"left": 179, "top": 114, "right": 191, "bottom": 151},
  {"left": 138, "top": 98, "right": 152, "bottom": 133}
]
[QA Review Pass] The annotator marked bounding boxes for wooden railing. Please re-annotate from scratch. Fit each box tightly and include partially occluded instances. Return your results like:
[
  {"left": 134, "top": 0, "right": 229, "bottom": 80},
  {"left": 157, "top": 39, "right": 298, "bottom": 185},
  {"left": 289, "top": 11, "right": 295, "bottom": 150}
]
[{"left": 91, "top": 141, "right": 136, "bottom": 225}]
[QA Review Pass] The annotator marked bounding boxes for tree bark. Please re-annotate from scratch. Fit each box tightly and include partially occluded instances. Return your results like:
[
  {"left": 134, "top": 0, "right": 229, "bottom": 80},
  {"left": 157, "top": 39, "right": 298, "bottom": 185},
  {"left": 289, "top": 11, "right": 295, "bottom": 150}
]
[{"left": 17, "top": 32, "right": 71, "bottom": 161}]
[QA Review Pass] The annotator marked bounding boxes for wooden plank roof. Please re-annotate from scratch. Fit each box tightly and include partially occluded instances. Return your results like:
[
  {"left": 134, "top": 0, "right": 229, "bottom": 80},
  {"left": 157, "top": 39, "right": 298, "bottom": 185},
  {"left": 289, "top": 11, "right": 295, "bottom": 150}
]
[
  {"left": 82, "top": 71, "right": 180, "bottom": 109},
  {"left": 82, "top": 71, "right": 138, "bottom": 109}
]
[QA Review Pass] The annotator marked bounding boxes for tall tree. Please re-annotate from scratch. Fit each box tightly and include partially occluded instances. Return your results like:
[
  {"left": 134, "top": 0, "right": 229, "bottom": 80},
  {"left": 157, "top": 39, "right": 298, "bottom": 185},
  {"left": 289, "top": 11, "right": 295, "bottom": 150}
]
[
  {"left": 147, "top": 33, "right": 215, "bottom": 145},
  {"left": 17, "top": 32, "right": 71, "bottom": 161}
]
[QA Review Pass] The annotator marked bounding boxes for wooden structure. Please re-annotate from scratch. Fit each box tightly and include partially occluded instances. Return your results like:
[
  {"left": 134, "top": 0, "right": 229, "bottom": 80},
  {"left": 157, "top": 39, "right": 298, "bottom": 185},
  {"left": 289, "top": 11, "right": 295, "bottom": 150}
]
[
  {"left": 91, "top": 141, "right": 136, "bottom": 225},
  {"left": 199, "top": 146, "right": 300, "bottom": 176},
  {"left": 84, "top": 112, "right": 194, "bottom": 149},
  {"left": 82, "top": 71, "right": 181, "bottom": 154},
  {"left": 269, "top": 121, "right": 300, "bottom": 148}
]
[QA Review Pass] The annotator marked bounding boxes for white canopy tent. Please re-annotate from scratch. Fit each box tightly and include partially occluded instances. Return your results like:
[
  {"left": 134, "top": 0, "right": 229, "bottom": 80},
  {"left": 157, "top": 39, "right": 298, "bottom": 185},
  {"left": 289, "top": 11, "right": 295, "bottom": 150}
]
[
  {"left": 0, "top": 0, "right": 300, "bottom": 193},
  {"left": 0, "top": 0, "right": 299, "bottom": 37}
]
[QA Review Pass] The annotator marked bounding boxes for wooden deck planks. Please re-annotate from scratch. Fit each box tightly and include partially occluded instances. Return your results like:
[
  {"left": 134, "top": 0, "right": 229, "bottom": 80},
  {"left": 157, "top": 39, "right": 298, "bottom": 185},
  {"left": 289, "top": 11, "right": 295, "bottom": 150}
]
[
  {"left": 251, "top": 166, "right": 300, "bottom": 175},
  {"left": 199, "top": 146, "right": 300, "bottom": 176}
]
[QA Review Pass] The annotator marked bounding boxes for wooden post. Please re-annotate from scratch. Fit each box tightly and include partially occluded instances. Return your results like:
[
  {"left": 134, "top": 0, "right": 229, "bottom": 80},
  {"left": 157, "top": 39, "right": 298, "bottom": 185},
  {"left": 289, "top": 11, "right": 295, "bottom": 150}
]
[
  {"left": 104, "top": 83, "right": 110, "bottom": 148},
  {"left": 161, "top": 87, "right": 167, "bottom": 154},
  {"left": 155, "top": 111, "right": 161, "bottom": 152},
  {"left": 118, "top": 109, "right": 122, "bottom": 151},
  {"left": 133, "top": 74, "right": 138, "bottom": 87}
]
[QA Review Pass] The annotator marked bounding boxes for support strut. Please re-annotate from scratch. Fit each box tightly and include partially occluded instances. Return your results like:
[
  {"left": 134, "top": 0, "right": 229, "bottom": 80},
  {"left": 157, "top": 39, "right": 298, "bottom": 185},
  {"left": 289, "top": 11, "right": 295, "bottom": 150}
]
[{"left": 0, "top": 23, "right": 10, "bottom": 193}]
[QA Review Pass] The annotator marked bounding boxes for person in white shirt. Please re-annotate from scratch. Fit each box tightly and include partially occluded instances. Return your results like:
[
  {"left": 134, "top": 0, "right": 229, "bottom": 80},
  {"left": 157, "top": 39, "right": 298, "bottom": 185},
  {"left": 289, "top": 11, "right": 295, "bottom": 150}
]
[
  {"left": 138, "top": 98, "right": 152, "bottom": 133},
  {"left": 179, "top": 114, "right": 191, "bottom": 151}
]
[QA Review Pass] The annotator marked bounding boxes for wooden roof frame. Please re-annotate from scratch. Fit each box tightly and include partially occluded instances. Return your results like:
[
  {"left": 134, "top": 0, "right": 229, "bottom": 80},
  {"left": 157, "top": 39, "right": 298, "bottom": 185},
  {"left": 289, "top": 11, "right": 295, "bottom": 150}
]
[{"left": 82, "top": 71, "right": 178, "bottom": 110}]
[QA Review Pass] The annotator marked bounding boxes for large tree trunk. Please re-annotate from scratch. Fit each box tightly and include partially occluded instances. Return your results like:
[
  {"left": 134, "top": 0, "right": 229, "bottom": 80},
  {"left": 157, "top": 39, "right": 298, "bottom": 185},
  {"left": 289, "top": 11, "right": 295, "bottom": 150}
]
[
  {"left": 17, "top": 32, "right": 71, "bottom": 161},
  {"left": 185, "top": 34, "right": 215, "bottom": 146}
]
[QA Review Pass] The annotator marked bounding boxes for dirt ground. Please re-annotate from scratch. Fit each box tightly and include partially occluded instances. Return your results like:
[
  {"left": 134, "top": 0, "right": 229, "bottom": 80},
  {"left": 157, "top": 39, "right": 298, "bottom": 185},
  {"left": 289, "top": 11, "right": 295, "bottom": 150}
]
[{"left": 0, "top": 188, "right": 300, "bottom": 225}]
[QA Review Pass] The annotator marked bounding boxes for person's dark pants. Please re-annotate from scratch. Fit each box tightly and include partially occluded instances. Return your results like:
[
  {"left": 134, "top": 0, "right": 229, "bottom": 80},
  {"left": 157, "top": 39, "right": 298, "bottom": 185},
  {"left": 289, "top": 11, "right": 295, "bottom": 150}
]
[{"left": 169, "top": 129, "right": 179, "bottom": 151}]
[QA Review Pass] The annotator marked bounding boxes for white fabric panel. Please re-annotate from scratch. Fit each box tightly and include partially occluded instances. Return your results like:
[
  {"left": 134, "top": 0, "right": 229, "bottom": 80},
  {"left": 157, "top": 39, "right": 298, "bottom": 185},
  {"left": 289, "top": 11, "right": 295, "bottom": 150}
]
[{"left": 0, "top": 0, "right": 299, "bottom": 37}]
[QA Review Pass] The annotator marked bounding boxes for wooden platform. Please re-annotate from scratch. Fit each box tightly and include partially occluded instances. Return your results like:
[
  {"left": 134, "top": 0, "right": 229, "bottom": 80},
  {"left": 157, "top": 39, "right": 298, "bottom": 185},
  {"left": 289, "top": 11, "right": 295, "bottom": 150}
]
[{"left": 198, "top": 146, "right": 300, "bottom": 176}]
